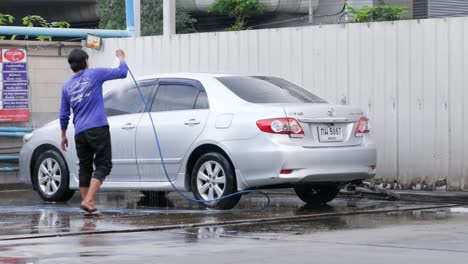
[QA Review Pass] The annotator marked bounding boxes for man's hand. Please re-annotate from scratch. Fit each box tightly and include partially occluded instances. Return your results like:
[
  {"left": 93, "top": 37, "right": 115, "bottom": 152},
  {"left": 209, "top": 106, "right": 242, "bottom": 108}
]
[
  {"left": 61, "top": 130, "right": 68, "bottom": 152},
  {"left": 61, "top": 136, "right": 68, "bottom": 152},
  {"left": 116, "top": 49, "right": 126, "bottom": 61}
]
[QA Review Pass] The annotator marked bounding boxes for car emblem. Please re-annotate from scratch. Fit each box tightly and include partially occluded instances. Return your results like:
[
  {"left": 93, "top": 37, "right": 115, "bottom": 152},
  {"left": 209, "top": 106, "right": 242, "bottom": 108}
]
[{"left": 327, "top": 108, "right": 336, "bottom": 117}]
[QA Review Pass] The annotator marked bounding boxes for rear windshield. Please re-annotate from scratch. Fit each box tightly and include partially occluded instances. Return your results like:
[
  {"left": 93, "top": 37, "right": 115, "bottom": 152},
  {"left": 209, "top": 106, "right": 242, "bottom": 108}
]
[{"left": 217, "top": 76, "right": 327, "bottom": 104}]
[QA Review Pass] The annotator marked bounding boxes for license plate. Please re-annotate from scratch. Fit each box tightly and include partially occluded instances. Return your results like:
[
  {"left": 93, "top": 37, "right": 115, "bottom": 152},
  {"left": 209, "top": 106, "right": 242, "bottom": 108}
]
[{"left": 318, "top": 125, "right": 344, "bottom": 142}]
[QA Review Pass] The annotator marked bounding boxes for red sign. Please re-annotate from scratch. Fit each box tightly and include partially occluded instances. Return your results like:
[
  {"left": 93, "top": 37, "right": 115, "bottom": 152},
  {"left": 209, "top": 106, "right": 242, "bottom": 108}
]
[
  {"left": 3, "top": 49, "right": 26, "bottom": 63},
  {"left": 0, "top": 109, "right": 30, "bottom": 122},
  {"left": 1, "top": 48, "right": 29, "bottom": 123}
]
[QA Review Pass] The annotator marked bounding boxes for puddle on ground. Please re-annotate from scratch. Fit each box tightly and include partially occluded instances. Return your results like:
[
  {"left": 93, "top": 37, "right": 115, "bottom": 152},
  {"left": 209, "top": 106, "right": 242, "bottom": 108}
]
[{"left": 0, "top": 189, "right": 458, "bottom": 238}]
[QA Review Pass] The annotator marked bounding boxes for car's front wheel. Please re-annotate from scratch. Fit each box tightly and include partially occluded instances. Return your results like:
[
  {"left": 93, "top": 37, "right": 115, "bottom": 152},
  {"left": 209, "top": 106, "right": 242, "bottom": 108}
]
[
  {"left": 33, "top": 150, "right": 75, "bottom": 202},
  {"left": 191, "top": 152, "right": 241, "bottom": 210},
  {"left": 293, "top": 183, "right": 340, "bottom": 205}
]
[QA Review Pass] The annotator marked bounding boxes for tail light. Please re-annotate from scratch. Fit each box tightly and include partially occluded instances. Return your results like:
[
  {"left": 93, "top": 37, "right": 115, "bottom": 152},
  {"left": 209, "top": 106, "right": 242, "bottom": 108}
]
[
  {"left": 256, "top": 118, "right": 304, "bottom": 137},
  {"left": 356, "top": 117, "right": 370, "bottom": 137}
]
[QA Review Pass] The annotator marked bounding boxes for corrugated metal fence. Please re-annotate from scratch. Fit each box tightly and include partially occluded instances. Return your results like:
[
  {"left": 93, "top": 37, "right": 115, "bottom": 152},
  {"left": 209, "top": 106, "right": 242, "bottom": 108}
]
[{"left": 86, "top": 17, "right": 468, "bottom": 191}]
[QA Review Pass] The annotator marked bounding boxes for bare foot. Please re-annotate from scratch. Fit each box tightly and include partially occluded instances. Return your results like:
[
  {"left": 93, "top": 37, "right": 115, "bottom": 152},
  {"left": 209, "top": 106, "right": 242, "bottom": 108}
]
[{"left": 81, "top": 199, "right": 96, "bottom": 209}]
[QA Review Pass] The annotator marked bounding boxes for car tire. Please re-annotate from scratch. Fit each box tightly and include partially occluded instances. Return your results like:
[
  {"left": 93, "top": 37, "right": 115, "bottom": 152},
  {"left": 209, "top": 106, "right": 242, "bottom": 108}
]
[
  {"left": 33, "top": 150, "right": 75, "bottom": 202},
  {"left": 191, "top": 152, "right": 241, "bottom": 210},
  {"left": 293, "top": 184, "right": 340, "bottom": 205}
]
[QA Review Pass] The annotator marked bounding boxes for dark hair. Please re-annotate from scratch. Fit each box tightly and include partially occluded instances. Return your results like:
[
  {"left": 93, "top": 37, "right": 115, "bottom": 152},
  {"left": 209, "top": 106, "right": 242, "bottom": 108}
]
[{"left": 68, "top": 49, "right": 89, "bottom": 73}]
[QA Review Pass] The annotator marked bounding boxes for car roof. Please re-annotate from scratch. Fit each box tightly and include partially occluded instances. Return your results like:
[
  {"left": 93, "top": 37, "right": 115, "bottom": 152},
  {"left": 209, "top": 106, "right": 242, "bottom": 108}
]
[
  {"left": 103, "top": 73, "right": 243, "bottom": 95},
  {"left": 135, "top": 73, "right": 280, "bottom": 81},
  {"left": 137, "top": 72, "right": 236, "bottom": 81}
]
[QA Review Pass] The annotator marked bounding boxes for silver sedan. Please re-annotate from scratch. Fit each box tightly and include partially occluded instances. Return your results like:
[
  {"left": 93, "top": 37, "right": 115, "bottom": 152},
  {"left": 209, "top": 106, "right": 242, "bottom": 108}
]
[{"left": 19, "top": 74, "right": 377, "bottom": 209}]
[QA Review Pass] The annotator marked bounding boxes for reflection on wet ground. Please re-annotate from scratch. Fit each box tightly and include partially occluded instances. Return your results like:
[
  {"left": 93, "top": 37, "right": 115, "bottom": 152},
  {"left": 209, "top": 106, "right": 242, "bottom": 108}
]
[
  {"left": 0, "top": 189, "right": 467, "bottom": 263},
  {"left": 0, "top": 189, "right": 457, "bottom": 239},
  {"left": 1, "top": 206, "right": 468, "bottom": 264}
]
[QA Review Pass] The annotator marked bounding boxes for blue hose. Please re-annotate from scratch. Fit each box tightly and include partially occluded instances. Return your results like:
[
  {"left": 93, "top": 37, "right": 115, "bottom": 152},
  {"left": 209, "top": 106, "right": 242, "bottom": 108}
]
[{"left": 128, "top": 69, "right": 266, "bottom": 205}]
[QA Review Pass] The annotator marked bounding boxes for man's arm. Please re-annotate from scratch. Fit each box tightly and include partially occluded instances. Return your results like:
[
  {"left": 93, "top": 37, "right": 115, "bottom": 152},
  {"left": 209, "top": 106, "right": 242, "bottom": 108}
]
[
  {"left": 93, "top": 49, "right": 128, "bottom": 82},
  {"left": 59, "top": 88, "right": 70, "bottom": 151}
]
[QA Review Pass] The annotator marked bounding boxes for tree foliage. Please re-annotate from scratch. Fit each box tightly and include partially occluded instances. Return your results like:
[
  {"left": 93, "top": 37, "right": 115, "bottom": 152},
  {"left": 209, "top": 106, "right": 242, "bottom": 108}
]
[
  {"left": 22, "top": 15, "right": 70, "bottom": 41},
  {"left": 0, "top": 13, "right": 69, "bottom": 41},
  {"left": 97, "top": 0, "right": 197, "bottom": 35},
  {"left": 208, "top": 0, "right": 265, "bottom": 31},
  {"left": 0, "top": 13, "right": 15, "bottom": 40},
  {"left": 346, "top": 1, "right": 407, "bottom": 23},
  {"left": 0, "top": 13, "right": 15, "bottom": 25}
]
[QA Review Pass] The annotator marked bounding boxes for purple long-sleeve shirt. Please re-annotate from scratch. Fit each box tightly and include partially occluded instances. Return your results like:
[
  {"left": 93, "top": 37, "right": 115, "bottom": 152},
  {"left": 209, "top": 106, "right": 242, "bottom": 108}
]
[{"left": 60, "top": 61, "right": 128, "bottom": 135}]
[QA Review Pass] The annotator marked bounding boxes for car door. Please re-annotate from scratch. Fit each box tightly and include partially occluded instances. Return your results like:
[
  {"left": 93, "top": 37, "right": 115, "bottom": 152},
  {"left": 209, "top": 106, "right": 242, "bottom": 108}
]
[
  {"left": 103, "top": 80, "right": 156, "bottom": 182},
  {"left": 135, "top": 78, "right": 210, "bottom": 182}
]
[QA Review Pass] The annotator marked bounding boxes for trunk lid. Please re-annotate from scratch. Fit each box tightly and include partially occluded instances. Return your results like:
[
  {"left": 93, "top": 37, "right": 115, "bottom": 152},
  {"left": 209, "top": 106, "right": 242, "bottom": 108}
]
[{"left": 277, "top": 103, "right": 366, "bottom": 147}]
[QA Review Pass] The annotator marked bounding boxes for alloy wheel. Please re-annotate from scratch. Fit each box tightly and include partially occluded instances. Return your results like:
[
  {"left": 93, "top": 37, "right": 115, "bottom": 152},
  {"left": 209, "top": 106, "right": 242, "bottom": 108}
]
[
  {"left": 38, "top": 158, "right": 62, "bottom": 196},
  {"left": 196, "top": 160, "right": 226, "bottom": 201}
]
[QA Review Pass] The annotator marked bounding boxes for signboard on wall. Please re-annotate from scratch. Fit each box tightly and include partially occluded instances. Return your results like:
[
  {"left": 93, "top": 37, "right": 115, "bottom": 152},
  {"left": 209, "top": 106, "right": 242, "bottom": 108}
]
[{"left": 0, "top": 48, "right": 30, "bottom": 122}]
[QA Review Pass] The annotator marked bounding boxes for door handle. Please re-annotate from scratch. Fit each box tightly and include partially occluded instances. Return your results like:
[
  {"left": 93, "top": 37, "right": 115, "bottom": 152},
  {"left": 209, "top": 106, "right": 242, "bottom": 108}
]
[
  {"left": 184, "top": 119, "right": 201, "bottom": 126},
  {"left": 121, "top": 123, "right": 136, "bottom": 130}
]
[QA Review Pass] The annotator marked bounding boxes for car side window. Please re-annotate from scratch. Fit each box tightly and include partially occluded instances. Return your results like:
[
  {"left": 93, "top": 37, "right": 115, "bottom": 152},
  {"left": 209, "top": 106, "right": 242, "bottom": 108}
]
[
  {"left": 194, "top": 91, "right": 209, "bottom": 109},
  {"left": 152, "top": 84, "right": 200, "bottom": 112},
  {"left": 104, "top": 82, "right": 155, "bottom": 116}
]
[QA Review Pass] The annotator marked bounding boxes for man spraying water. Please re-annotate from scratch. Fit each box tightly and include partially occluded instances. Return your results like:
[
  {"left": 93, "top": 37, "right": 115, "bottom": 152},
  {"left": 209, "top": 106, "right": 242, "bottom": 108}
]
[{"left": 60, "top": 49, "right": 128, "bottom": 216}]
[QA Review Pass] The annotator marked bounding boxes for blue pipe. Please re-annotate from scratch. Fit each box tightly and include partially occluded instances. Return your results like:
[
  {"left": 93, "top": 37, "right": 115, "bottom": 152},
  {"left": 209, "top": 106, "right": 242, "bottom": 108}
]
[
  {"left": 0, "top": 0, "right": 135, "bottom": 38},
  {"left": 126, "top": 0, "right": 135, "bottom": 32},
  {"left": 0, "top": 156, "right": 19, "bottom": 161},
  {"left": 0, "top": 127, "right": 32, "bottom": 133},
  {"left": 0, "top": 26, "right": 132, "bottom": 38},
  {"left": 0, "top": 167, "right": 18, "bottom": 172},
  {"left": 0, "top": 132, "right": 27, "bottom": 137}
]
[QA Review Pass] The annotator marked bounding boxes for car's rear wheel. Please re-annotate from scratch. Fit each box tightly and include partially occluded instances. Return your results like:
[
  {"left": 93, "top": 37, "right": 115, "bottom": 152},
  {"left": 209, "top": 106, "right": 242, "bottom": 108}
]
[
  {"left": 293, "top": 183, "right": 340, "bottom": 205},
  {"left": 191, "top": 152, "right": 240, "bottom": 210},
  {"left": 33, "top": 150, "right": 75, "bottom": 202}
]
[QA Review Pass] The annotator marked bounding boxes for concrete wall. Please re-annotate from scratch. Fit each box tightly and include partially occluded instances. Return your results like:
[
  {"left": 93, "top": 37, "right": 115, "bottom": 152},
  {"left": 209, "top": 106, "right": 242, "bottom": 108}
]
[
  {"left": 87, "top": 17, "right": 468, "bottom": 191},
  {"left": 27, "top": 43, "right": 79, "bottom": 128}
]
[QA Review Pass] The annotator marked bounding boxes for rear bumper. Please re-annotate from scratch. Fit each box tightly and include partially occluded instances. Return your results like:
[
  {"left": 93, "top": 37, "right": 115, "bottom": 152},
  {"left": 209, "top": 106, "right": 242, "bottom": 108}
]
[{"left": 222, "top": 134, "right": 377, "bottom": 189}]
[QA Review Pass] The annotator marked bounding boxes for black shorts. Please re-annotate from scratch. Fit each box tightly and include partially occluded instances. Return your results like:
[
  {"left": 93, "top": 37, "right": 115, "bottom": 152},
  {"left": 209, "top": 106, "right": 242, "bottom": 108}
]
[{"left": 74, "top": 125, "right": 112, "bottom": 188}]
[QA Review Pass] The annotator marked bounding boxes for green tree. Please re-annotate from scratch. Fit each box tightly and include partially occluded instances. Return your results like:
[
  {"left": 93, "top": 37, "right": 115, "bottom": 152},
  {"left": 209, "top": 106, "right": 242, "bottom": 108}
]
[
  {"left": 1, "top": 14, "right": 69, "bottom": 41},
  {"left": 0, "top": 13, "right": 15, "bottom": 40},
  {"left": 22, "top": 15, "right": 70, "bottom": 41},
  {"left": 208, "top": 0, "right": 265, "bottom": 31},
  {"left": 346, "top": 0, "right": 407, "bottom": 23},
  {"left": 0, "top": 13, "right": 14, "bottom": 25},
  {"left": 97, "top": 0, "right": 197, "bottom": 35}
]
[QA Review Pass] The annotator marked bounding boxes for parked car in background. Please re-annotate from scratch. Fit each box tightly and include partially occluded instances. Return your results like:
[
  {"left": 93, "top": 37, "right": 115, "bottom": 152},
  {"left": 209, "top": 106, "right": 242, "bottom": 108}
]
[{"left": 19, "top": 74, "right": 377, "bottom": 209}]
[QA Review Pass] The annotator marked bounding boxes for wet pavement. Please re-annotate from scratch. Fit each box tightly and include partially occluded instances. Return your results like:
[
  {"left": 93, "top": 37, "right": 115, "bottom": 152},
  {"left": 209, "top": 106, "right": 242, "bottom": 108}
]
[{"left": 0, "top": 189, "right": 467, "bottom": 263}]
